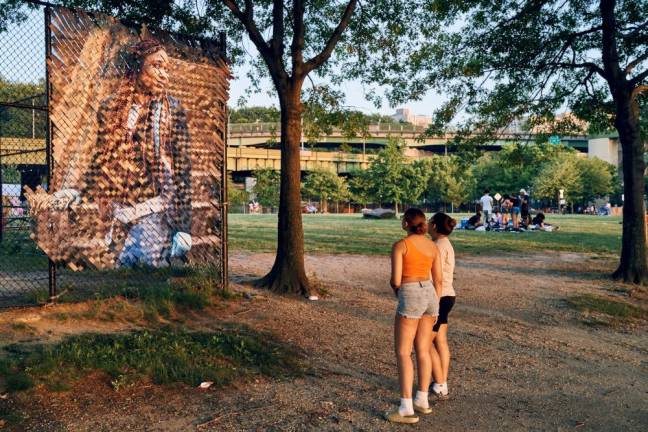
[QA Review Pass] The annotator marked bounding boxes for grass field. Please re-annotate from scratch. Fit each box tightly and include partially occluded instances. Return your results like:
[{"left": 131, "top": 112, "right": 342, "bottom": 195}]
[{"left": 228, "top": 213, "right": 622, "bottom": 256}]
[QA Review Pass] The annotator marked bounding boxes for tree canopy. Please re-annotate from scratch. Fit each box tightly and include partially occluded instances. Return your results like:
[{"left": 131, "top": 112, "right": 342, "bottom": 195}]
[{"left": 400, "top": 0, "right": 648, "bottom": 284}]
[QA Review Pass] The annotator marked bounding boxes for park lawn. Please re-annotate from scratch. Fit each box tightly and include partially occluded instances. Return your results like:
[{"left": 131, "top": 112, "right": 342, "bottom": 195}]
[
  {"left": 0, "top": 231, "right": 49, "bottom": 272},
  {"left": 228, "top": 213, "right": 622, "bottom": 256}
]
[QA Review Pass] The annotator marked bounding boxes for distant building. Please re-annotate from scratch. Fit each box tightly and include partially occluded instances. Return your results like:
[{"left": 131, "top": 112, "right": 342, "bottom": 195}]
[
  {"left": 588, "top": 135, "right": 621, "bottom": 167},
  {"left": 391, "top": 108, "right": 432, "bottom": 127}
]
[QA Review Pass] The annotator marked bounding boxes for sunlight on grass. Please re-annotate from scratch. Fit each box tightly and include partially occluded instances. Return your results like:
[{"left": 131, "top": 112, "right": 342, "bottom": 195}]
[
  {"left": 228, "top": 213, "right": 622, "bottom": 256},
  {"left": 0, "top": 326, "right": 302, "bottom": 392},
  {"left": 568, "top": 293, "right": 647, "bottom": 321}
]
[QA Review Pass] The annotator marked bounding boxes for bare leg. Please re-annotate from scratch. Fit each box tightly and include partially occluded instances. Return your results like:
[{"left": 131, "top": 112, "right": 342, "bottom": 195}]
[
  {"left": 430, "top": 331, "right": 444, "bottom": 384},
  {"left": 414, "top": 315, "right": 435, "bottom": 393},
  {"left": 434, "top": 324, "right": 451, "bottom": 382},
  {"left": 395, "top": 315, "right": 420, "bottom": 398},
  {"left": 513, "top": 213, "right": 519, "bottom": 230}
]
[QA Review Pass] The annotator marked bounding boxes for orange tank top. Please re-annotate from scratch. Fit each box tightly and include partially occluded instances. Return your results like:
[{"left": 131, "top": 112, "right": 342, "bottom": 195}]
[{"left": 402, "top": 237, "right": 433, "bottom": 279}]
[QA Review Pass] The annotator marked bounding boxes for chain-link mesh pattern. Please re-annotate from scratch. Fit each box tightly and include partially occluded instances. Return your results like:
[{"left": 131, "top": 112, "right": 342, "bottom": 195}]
[
  {"left": 0, "top": 5, "right": 49, "bottom": 306},
  {"left": 1, "top": 5, "right": 228, "bottom": 307}
]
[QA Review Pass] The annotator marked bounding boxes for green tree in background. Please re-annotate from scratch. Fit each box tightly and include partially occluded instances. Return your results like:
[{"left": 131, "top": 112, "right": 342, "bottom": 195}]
[
  {"left": 229, "top": 106, "right": 280, "bottom": 123},
  {"left": 252, "top": 168, "right": 280, "bottom": 209},
  {"left": 405, "top": 0, "right": 648, "bottom": 284},
  {"left": 227, "top": 175, "right": 249, "bottom": 210},
  {"left": 400, "top": 160, "right": 429, "bottom": 207},
  {"left": 424, "top": 155, "right": 473, "bottom": 210},
  {"left": 533, "top": 153, "right": 583, "bottom": 207},
  {"left": 577, "top": 157, "right": 616, "bottom": 204},
  {"left": 472, "top": 143, "right": 575, "bottom": 197},
  {"left": 348, "top": 169, "right": 373, "bottom": 208},
  {"left": 301, "top": 169, "right": 348, "bottom": 213},
  {"left": 349, "top": 139, "right": 428, "bottom": 212},
  {"left": 363, "top": 139, "right": 407, "bottom": 213}
]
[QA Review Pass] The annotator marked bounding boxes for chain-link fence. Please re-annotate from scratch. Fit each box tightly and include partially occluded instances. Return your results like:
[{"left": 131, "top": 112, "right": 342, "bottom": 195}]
[
  {"left": 0, "top": 4, "right": 50, "bottom": 306},
  {"left": 1, "top": 4, "right": 228, "bottom": 307}
]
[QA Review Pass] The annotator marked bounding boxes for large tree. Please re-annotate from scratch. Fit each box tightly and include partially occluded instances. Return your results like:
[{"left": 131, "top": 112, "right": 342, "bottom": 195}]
[
  {"left": 1, "top": 0, "right": 417, "bottom": 295},
  {"left": 404, "top": 0, "right": 648, "bottom": 284}
]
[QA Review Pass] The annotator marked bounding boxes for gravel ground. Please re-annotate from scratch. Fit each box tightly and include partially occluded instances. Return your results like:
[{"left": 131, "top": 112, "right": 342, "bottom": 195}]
[{"left": 4, "top": 251, "right": 648, "bottom": 431}]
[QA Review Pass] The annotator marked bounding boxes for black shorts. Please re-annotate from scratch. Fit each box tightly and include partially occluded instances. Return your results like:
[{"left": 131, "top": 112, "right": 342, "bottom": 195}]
[{"left": 433, "top": 296, "right": 456, "bottom": 332}]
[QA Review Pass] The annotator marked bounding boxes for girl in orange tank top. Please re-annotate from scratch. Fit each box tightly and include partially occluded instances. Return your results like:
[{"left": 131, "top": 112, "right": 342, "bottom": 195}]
[
  {"left": 385, "top": 208, "right": 443, "bottom": 424},
  {"left": 402, "top": 236, "right": 434, "bottom": 279}
]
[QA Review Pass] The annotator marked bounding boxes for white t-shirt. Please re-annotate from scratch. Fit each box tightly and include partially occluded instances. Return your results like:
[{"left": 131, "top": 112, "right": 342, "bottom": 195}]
[
  {"left": 480, "top": 195, "right": 493, "bottom": 212},
  {"left": 435, "top": 236, "right": 455, "bottom": 297}
]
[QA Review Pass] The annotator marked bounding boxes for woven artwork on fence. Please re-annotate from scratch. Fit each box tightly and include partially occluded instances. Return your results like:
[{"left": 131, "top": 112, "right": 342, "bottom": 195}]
[{"left": 25, "top": 6, "right": 229, "bottom": 274}]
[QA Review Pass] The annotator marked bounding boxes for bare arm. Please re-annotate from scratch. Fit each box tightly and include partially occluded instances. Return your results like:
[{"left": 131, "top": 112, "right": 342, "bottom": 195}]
[
  {"left": 431, "top": 245, "right": 443, "bottom": 299},
  {"left": 390, "top": 241, "right": 404, "bottom": 296}
]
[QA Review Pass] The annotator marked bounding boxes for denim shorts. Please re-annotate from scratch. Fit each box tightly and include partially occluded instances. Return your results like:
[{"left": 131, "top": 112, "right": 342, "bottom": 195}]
[
  {"left": 397, "top": 280, "right": 439, "bottom": 319},
  {"left": 511, "top": 206, "right": 521, "bottom": 215}
]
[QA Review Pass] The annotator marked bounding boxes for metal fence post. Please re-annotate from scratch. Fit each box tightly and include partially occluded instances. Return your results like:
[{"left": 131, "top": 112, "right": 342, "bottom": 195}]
[
  {"left": 44, "top": 5, "right": 56, "bottom": 303},
  {"left": 222, "top": 104, "right": 229, "bottom": 292}
]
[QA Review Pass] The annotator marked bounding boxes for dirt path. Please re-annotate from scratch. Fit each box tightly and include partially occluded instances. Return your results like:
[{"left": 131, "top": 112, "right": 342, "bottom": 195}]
[{"left": 5, "top": 251, "right": 648, "bottom": 431}]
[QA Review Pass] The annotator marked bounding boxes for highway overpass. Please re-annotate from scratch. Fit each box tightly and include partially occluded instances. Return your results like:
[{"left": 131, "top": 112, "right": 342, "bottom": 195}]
[{"left": 0, "top": 124, "right": 596, "bottom": 177}]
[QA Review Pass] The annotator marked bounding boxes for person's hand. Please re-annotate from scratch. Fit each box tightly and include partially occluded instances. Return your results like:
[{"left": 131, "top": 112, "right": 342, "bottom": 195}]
[
  {"left": 113, "top": 205, "right": 137, "bottom": 224},
  {"left": 171, "top": 232, "right": 192, "bottom": 257},
  {"left": 52, "top": 189, "right": 81, "bottom": 210}
]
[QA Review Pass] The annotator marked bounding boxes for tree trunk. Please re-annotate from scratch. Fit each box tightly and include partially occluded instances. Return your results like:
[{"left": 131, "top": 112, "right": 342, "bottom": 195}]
[
  {"left": 612, "top": 95, "right": 648, "bottom": 284},
  {"left": 600, "top": 0, "right": 648, "bottom": 284},
  {"left": 255, "top": 84, "right": 311, "bottom": 295}
]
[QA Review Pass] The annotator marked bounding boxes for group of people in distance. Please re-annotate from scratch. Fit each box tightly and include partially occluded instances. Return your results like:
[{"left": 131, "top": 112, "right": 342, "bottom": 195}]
[
  {"left": 386, "top": 209, "right": 456, "bottom": 424},
  {"left": 466, "top": 189, "right": 558, "bottom": 232}
]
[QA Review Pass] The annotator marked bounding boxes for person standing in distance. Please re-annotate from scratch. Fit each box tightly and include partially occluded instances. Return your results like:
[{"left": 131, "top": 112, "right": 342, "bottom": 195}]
[
  {"left": 480, "top": 189, "right": 493, "bottom": 229},
  {"left": 520, "top": 189, "right": 530, "bottom": 228}
]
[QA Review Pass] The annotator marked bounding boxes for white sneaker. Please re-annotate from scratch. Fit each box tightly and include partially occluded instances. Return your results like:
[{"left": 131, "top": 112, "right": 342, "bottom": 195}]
[{"left": 432, "top": 383, "right": 448, "bottom": 398}]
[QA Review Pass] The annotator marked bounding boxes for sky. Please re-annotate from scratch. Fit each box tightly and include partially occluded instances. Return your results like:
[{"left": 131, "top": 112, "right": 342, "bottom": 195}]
[
  {"left": 229, "top": 71, "right": 444, "bottom": 117},
  {"left": 0, "top": 5, "right": 444, "bottom": 118}
]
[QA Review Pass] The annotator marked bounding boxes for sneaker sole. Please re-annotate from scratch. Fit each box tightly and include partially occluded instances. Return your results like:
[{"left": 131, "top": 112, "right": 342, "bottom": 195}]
[{"left": 384, "top": 411, "right": 419, "bottom": 424}]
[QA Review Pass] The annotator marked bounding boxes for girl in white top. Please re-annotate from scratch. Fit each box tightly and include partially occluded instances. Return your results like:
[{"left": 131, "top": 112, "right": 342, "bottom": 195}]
[{"left": 428, "top": 212, "right": 457, "bottom": 397}]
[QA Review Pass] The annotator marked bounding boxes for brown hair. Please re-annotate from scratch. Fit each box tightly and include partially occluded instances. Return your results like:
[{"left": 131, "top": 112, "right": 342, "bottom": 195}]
[
  {"left": 430, "top": 212, "right": 457, "bottom": 236},
  {"left": 84, "top": 39, "right": 171, "bottom": 206},
  {"left": 403, "top": 208, "right": 427, "bottom": 235},
  {"left": 124, "top": 39, "right": 166, "bottom": 79}
]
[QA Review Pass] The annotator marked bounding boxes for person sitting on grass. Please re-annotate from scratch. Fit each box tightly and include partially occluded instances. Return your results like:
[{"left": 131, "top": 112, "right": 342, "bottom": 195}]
[
  {"left": 531, "top": 212, "right": 559, "bottom": 232},
  {"left": 428, "top": 212, "right": 457, "bottom": 399},
  {"left": 501, "top": 195, "right": 512, "bottom": 226},
  {"left": 493, "top": 210, "right": 503, "bottom": 229},
  {"left": 386, "top": 208, "right": 443, "bottom": 424},
  {"left": 466, "top": 211, "right": 483, "bottom": 230}
]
